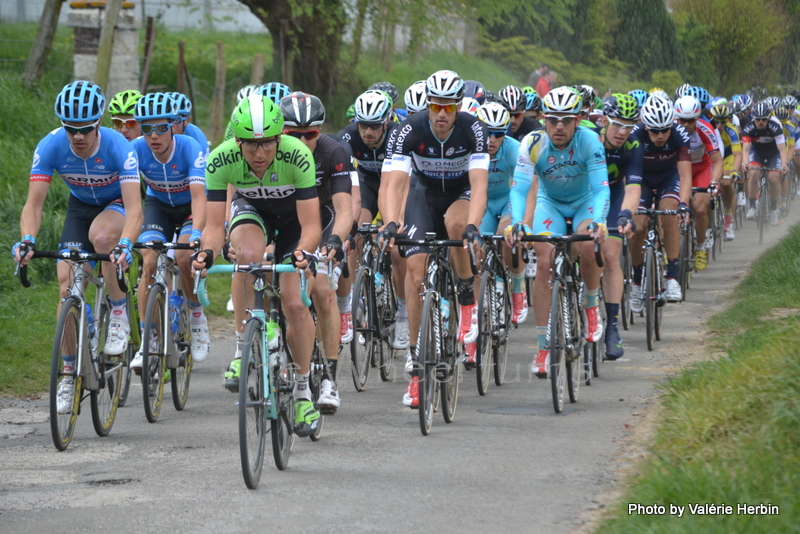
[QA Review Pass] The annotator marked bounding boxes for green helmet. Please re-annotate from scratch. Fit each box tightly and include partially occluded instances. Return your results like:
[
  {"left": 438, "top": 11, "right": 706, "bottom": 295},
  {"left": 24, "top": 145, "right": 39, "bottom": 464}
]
[
  {"left": 230, "top": 94, "right": 283, "bottom": 139},
  {"left": 604, "top": 93, "right": 640, "bottom": 121},
  {"left": 521, "top": 86, "right": 535, "bottom": 95},
  {"left": 108, "top": 89, "right": 142, "bottom": 115},
  {"left": 346, "top": 104, "right": 356, "bottom": 120}
]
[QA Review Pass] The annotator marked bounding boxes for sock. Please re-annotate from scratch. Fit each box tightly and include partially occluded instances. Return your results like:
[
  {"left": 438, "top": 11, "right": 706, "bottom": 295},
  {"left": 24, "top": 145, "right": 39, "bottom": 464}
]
[
  {"left": 109, "top": 297, "right": 127, "bottom": 323},
  {"left": 749, "top": 198, "right": 756, "bottom": 209},
  {"left": 397, "top": 299, "right": 407, "bottom": 319},
  {"left": 605, "top": 302, "right": 620, "bottom": 327},
  {"left": 667, "top": 258, "right": 679, "bottom": 279},
  {"left": 295, "top": 372, "right": 311, "bottom": 401},
  {"left": 63, "top": 355, "right": 76, "bottom": 373},
  {"left": 457, "top": 277, "right": 475, "bottom": 306},
  {"left": 189, "top": 302, "right": 205, "bottom": 325},
  {"left": 234, "top": 331, "right": 244, "bottom": 359},
  {"left": 326, "top": 359, "right": 338, "bottom": 383},
  {"left": 584, "top": 288, "right": 598, "bottom": 309},
  {"left": 337, "top": 293, "right": 351, "bottom": 314},
  {"left": 511, "top": 271, "right": 526, "bottom": 293},
  {"left": 537, "top": 326, "right": 548, "bottom": 351}
]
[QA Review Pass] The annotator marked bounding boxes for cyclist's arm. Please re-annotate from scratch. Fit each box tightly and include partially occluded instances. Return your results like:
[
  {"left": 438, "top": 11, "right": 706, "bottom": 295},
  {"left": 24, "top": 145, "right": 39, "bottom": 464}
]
[
  {"left": 119, "top": 181, "right": 144, "bottom": 245},
  {"left": 510, "top": 139, "right": 535, "bottom": 226},
  {"left": 197, "top": 199, "right": 227, "bottom": 269},
  {"left": 742, "top": 140, "right": 751, "bottom": 168},
  {"left": 189, "top": 182, "right": 207, "bottom": 235},
  {"left": 585, "top": 137, "right": 610, "bottom": 225},
  {"left": 467, "top": 166, "right": 489, "bottom": 229},
  {"left": 296, "top": 197, "right": 322, "bottom": 253},
  {"left": 710, "top": 150, "right": 724, "bottom": 184},
  {"left": 19, "top": 181, "right": 50, "bottom": 242},
  {"left": 384, "top": 167, "right": 409, "bottom": 226},
  {"left": 331, "top": 192, "right": 353, "bottom": 243},
  {"left": 678, "top": 160, "right": 693, "bottom": 204},
  {"left": 621, "top": 182, "right": 641, "bottom": 213}
]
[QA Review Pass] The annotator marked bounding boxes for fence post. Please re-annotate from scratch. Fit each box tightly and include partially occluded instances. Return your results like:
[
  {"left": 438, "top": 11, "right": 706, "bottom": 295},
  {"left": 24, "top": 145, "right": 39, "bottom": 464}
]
[
  {"left": 22, "top": 0, "right": 64, "bottom": 89},
  {"left": 250, "top": 54, "right": 264, "bottom": 85},
  {"left": 211, "top": 41, "right": 226, "bottom": 146},
  {"left": 94, "top": 0, "right": 125, "bottom": 94},
  {"left": 177, "top": 41, "right": 186, "bottom": 93}
]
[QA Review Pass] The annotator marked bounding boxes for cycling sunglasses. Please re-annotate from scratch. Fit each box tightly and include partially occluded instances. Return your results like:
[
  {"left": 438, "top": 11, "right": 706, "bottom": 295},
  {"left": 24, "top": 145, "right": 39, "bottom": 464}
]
[
  {"left": 648, "top": 126, "right": 671, "bottom": 135},
  {"left": 608, "top": 119, "right": 635, "bottom": 131},
  {"left": 284, "top": 129, "right": 320, "bottom": 140},
  {"left": 488, "top": 130, "right": 506, "bottom": 138},
  {"left": 753, "top": 117, "right": 770, "bottom": 121},
  {"left": 112, "top": 118, "right": 138, "bottom": 129},
  {"left": 141, "top": 123, "right": 172, "bottom": 135},
  {"left": 428, "top": 102, "right": 459, "bottom": 113},
  {"left": 241, "top": 138, "right": 279, "bottom": 152},
  {"left": 544, "top": 115, "right": 578, "bottom": 126},
  {"left": 61, "top": 119, "right": 100, "bottom": 135},
  {"left": 357, "top": 121, "right": 384, "bottom": 131}
]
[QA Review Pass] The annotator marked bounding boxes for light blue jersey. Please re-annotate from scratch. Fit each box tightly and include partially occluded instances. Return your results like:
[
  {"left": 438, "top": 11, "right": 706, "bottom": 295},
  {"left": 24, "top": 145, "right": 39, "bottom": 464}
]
[
  {"left": 132, "top": 134, "right": 206, "bottom": 207},
  {"left": 184, "top": 123, "right": 209, "bottom": 156}
]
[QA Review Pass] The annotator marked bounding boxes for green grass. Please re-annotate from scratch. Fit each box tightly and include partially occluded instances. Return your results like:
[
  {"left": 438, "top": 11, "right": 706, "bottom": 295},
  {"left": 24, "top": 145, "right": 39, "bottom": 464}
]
[{"left": 596, "top": 223, "right": 800, "bottom": 533}]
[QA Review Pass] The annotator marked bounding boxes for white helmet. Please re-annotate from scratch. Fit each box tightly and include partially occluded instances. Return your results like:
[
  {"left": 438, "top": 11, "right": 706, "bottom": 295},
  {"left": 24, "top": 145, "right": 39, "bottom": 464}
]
[
  {"left": 542, "top": 86, "right": 582, "bottom": 114},
  {"left": 236, "top": 84, "right": 260, "bottom": 104},
  {"left": 641, "top": 95, "right": 675, "bottom": 129},
  {"left": 674, "top": 95, "right": 701, "bottom": 119},
  {"left": 476, "top": 102, "right": 510, "bottom": 130},
  {"left": 460, "top": 97, "right": 480, "bottom": 115},
  {"left": 404, "top": 81, "right": 427, "bottom": 113},
  {"left": 497, "top": 85, "right": 526, "bottom": 112},
  {"left": 354, "top": 90, "right": 392, "bottom": 123},
  {"left": 425, "top": 70, "right": 464, "bottom": 101}
]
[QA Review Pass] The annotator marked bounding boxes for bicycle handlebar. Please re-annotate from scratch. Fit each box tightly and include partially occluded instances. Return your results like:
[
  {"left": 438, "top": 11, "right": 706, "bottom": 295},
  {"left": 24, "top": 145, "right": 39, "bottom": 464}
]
[
  {"left": 393, "top": 235, "right": 478, "bottom": 273},
  {"left": 16, "top": 249, "right": 127, "bottom": 291},
  {"left": 520, "top": 234, "right": 604, "bottom": 268},
  {"left": 194, "top": 263, "right": 311, "bottom": 308},
  {"left": 134, "top": 240, "right": 198, "bottom": 251}
]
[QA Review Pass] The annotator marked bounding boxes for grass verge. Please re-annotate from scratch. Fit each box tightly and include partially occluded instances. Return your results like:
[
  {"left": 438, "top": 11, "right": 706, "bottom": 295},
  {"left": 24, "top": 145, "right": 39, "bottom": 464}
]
[{"left": 595, "top": 223, "right": 800, "bottom": 533}]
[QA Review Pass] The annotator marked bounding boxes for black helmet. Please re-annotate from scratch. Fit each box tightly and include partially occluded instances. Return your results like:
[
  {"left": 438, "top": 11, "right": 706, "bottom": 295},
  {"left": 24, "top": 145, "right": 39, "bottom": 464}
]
[
  {"left": 368, "top": 81, "right": 399, "bottom": 106},
  {"left": 463, "top": 80, "right": 486, "bottom": 104},
  {"left": 497, "top": 85, "right": 525, "bottom": 113},
  {"left": 280, "top": 91, "right": 326, "bottom": 128}
]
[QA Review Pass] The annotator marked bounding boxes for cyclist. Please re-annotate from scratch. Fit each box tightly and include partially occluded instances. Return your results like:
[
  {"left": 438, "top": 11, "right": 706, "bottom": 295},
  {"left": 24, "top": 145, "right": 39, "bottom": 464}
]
[
  {"left": 14, "top": 81, "right": 142, "bottom": 412},
  {"left": 597, "top": 94, "right": 643, "bottom": 360},
  {"left": 404, "top": 81, "right": 427, "bottom": 117},
  {"left": 629, "top": 89, "right": 648, "bottom": 110},
  {"left": 498, "top": 85, "right": 539, "bottom": 141},
  {"left": 627, "top": 95, "right": 692, "bottom": 310},
  {"left": 775, "top": 106, "right": 796, "bottom": 216},
  {"left": 108, "top": 89, "right": 142, "bottom": 141},
  {"left": 513, "top": 86, "right": 608, "bottom": 377},
  {"left": 525, "top": 91, "right": 544, "bottom": 123},
  {"left": 262, "top": 82, "right": 292, "bottom": 105},
  {"left": 280, "top": 91, "right": 353, "bottom": 414},
  {"left": 576, "top": 85, "right": 599, "bottom": 128},
  {"left": 338, "top": 90, "right": 408, "bottom": 351},
  {"left": 464, "top": 80, "right": 486, "bottom": 104},
  {"left": 709, "top": 103, "right": 743, "bottom": 241},
  {"left": 167, "top": 92, "right": 208, "bottom": 156},
  {"left": 192, "top": 94, "right": 322, "bottom": 437},
  {"left": 674, "top": 95, "right": 723, "bottom": 271},
  {"left": 129, "top": 92, "right": 209, "bottom": 371},
  {"left": 370, "top": 81, "right": 407, "bottom": 121},
  {"left": 381, "top": 70, "right": 489, "bottom": 407},
  {"left": 742, "top": 100, "right": 787, "bottom": 226}
]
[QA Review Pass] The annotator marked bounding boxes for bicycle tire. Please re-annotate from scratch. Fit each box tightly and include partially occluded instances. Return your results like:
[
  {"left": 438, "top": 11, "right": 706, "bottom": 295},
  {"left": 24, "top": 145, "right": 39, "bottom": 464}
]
[
  {"left": 548, "top": 280, "right": 567, "bottom": 414},
  {"left": 309, "top": 339, "right": 325, "bottom": 441},
  {"left": 678, "top": 225, "right": 690, "bottom": 302},
  {"left": 566, "top": 285, "right": 581, "bottom": 404},
  {"left": 91, "top": 302, "right": 122, "bottom": 437},
  {"left": 644, "top": 248, "right": 656, "bottom": 351},
  {"left": 271, "top": 345, "right": 294, "bottom": 471},
  {"left": 441, "top": 276, "right": 460, "bottom": 424},
  {"left": 349, "top": 267, "right": 373, "bottom": 391},
  {"left": 142, "top": 284, "right": 166, "bottom": 423},
  {"left": 240, "top": 318, "right": 267, "bottom": 489},
  {"left": 583, "top": 343, "right": 592, "bottom": 386},
  {"left": 117, "top": 338, "right": 134, "bottom": 408},
  {"left": 716, "top": 198, "right": 724, "bottom": 256},
  {"left": 620, "top": 244, "right": 632, "bottom": 330},
  {"left": 475, "top": 272, "right": 493, "bottom": 395},
  {"left": 49, "top": 297, "right": 82, "bottom": 451},
  {"left": 493, "top": 274, "right": 511, "bottom": 387},
  {"left": 594, "top": 286, "right": 606, "bottom": 377},
  {"left": 378, "top": 267, "right": 397, "bottom": 382},
  {"left": 417, "top": 292, "right": 438, "bottom": 435},
  {"left": 171, "top": 290, "right": 192, "bottom": 411},
  {"left": 654, "top": 253, "right": 664, "bottom": 342},
  {"left": 758, "top": 178, "right": 767, "bottom": 245}
]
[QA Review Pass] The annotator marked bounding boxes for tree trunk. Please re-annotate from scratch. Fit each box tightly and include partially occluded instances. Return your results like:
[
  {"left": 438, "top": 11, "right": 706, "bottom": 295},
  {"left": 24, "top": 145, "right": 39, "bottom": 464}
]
[
  {"left": 94, "top": 0, "right": 125, "bottom": 94},
  {"left": 350, "top": 0, "right": 370, "bottom": 68},
  {"left": 22, "top": 0, "right": 63, "bottom": 89}
]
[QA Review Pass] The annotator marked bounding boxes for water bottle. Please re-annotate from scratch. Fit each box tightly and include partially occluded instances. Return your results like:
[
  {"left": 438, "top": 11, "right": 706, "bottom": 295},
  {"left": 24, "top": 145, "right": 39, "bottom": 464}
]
[
  {"left": 495, "top": 277, "right": 505, "bottom": 297},
  {"left": 266, "top": 319, "right": 280, "bottom": 351},
  {"left": 374, "top": 271, "right": 384, "bottom": 297},
  {"left": 440, "top": 298, "right": 450, "bottom": 321},
  {"left": 169, "top": 294, "right": 183, "bottom": 333},
  {"left": 86, "top": 304, "right": 98, "bottom": 356}
]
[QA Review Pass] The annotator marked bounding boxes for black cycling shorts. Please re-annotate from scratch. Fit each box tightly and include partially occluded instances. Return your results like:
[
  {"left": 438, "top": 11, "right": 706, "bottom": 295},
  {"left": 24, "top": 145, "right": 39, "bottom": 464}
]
[
  {"left": 138, "top": 195, "right": 193, "bottom": 242},
  {"left": 229, "top": 193, "right": 302, "bottom": 263},
  {"left": 59, "top": 195, "right": 125, "bottom": 253},
  {"left": 403, "top": 175, "right": 470, "bottom": 257}
]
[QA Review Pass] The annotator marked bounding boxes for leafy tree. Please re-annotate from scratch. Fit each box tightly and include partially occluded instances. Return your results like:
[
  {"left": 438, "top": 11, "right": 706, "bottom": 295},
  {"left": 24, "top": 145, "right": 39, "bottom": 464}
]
[
  {"left": 676, "top": 14, "right": 716, "bottom": 91},
  {"left": 613, "top": 0, "right": 685, "bottom": 80}
]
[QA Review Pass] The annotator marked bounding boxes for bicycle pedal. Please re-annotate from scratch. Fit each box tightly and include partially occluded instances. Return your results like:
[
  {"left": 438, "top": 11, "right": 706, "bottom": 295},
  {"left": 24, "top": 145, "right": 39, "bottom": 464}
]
[{"left": 319, "top": 405, "right": 337, "bottom": 415}]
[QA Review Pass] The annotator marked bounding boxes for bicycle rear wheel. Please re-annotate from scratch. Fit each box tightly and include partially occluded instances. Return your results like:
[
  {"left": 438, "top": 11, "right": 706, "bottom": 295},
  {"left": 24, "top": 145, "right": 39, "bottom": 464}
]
[
  {"left": 644, "top": 248, "right": 656, "bottom": 351},
  {"left": 308, "top": 339, "right": 325, "bottom": 441},
  {"left": 654, "top": 253, "right": 664, "bottom": 342},
  {"left": 271, "top": 346, "right": 295, "bottom": 471},
  {"left": 475, "top": 272, "right": 493, "bottom": 395},
  {"left": 417, "top": 292, "right": 438, "bottom": 435},
  {"left": 240, "top": 319, "right": 266, "bottom": 489},
  {"left": 548, "top": 280, "right": 567, "bottom": 414},
  {"left": 566, "top": 285, "right": 581, "bottom": 404},
  {"left": 441, "top": 280, "right": 460, "bottom": 423},
  {"left": 171, "top": 292, "right": 192, "bottom": 411},
  {"left": 378, "top": 268, "right": 397, "bottom": 382},
  {"left": 678, "top": 224, "right": 690, "bottom": 301},
  {"left": 350, "top": 268, "right": 373, "bottom": 391},
  {"left": 620, "top": 243, "right": 632, "bottom": 330},
  {"left": 50, "top": 297, "right": 82, "bottom": 451},
  {"left": 142, "top": 284, "right": 167, "bottom": 423},
  {"left": 90, "top": 301, "right": 121, "bottom": 436},
  {"left": 493, "top": 274, "right": 511, "bottom": 387}
]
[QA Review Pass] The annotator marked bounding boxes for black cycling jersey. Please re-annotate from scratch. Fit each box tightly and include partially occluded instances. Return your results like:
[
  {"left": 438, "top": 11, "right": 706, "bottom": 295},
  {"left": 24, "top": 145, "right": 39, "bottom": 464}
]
[
  {"left": 629, "top": 123, "right": 691, "bottom": 176},
  {"left": 339, "top": 121, "right": 400, "bottom": 182},
  {"left": 741, "top": 117, "right": 785, "bottom": 156},
  {"left": 391, "top": 111, "right": 490, "bottom": 192},
  {"left": 605, "top": 137, "right": 645, "bottom": 188},
  {"left": 313, "top": 133, "right": 352, "bottom": 208},
  {"left": 510, "top": 116, "right": 541, "bottom": 141}
]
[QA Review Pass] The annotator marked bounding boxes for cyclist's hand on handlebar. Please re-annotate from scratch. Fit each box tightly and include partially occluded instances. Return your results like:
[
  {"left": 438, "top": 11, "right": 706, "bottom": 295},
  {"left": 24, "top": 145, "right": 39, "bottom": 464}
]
[
  {"left": 616, "top": 209, "right": 635, "bottom": 238},
  {"left": 462, "top": 223, "right": 483, "bottom": 250},
  {"left": 503, "top": 223, "right": 531, "bottom": 247},
  {"left": 111, "top": 238, "right": 133, "bottom": 269},
  {"left": 291, "top": 250, "right": 318, "bottom": 275},
  {"left": 344, "top": 221, "right": 358, "bottom": 255},
  {"left": 377, "top": 221, "right": 398, "bottom": 250},
  {"left": 678, "top": 202, "right": 692, "bottom": 223},
  {"left": 730, "top": 170, "right": 741, "bottom": 183},
  {"left": 590, "top": 222, "right": 608, "bottom": 244},
  {"left": 191, "top": 249, "right": 215, "bottom": 277},
  {"left": 709, "top": 182, "right": 720, "bottom": 197},
  {"left": 321, "top": 235, "right": 344, "bottom": 263},
  {"left": 12, "top": 235, "right": 36, "bottom": 265}
]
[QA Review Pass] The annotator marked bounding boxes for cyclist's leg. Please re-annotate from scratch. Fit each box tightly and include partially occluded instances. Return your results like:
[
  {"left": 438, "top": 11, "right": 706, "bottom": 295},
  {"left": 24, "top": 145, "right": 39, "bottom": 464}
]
[
  {"left": 602, "top": 185, "right": 626, "bottom": 357},
  {"left": 690, "top": 166, "right": 711, "bottom": 249},
  {"left": 721, "top": 154, "right": 735, "bottom": 236},
  {"left": 445, "top": 193, "right": 480, "bottom": 345},
  {"left": 311, "top": 207, "right": 340, "bottom": 394},
  {"left": 176, "top": 214, "right": 210, "bottom": 362}
]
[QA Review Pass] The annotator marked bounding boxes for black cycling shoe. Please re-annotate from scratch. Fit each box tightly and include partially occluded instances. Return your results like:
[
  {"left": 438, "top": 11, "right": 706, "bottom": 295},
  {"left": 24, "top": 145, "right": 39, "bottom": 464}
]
[{"left": 605, "top": 324, "right": 624, "bottom": 360}]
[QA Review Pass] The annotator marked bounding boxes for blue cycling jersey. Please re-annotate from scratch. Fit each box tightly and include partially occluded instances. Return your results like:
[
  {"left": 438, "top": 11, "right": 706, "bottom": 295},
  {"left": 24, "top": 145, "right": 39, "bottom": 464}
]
[
  {"left": 512, "top": 127, "right": 609, "bottom": 226},
  {"left": 184, "top": 123, "right": 209, "bottom": 156},
  {"left": 488, "top": 136, "right": 520, "bottom": 199},
  {"left": 132, "top": 134, "right": 206, "bottom": 207},
  {"left": 30, "top": 127, "right": 140, "bottom": 206}
]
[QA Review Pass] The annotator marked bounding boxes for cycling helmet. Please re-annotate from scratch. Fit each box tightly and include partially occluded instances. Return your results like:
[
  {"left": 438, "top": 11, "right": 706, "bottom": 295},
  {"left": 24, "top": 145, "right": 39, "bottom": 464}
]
[
  {"left": 497, "top": 85, "right": 526, "bottom": 112},
  {"left": 346, "top": 104, "right": 356, "bottom": 121},
  {"left": 706, "top": 96, "right": 727, "bottom": 111},
  {"left": 737, "top": 94, "right": 753, "bottom": 111},
  {"left": 166, "top": 92, "right": 192, "bottom": 118},
  {"left": 521, "top": 85, "right": 535, "bottom": 95},
  {"left": 765, "top": 96, "right": 780, "bottom": 110},
  {"left": 727, "top": 100, "right": 742, "bottom": 115},
  {"left": 604, "top": 93, "right": 640, "bottom": 121},
  {"left": 476, "top": 102, "right": 510, "bottom": 130},
  {"left": 237, "top": 84, "right": 260, "bottom": 103},
  {"left": 628, "top": 89, "right": 648, "bottom": 108},
  {"left": 134, "top": 92, "right": 179, "bottom": 122},
  {"left": 775, "top": 107, "right": 790, "bottom": 120},
  {"left": 460, "top": 97, "right": 480, "bottom": 115},
  {"left": 354, "top": 90, "right": 392, "bottom": 123},
  {"left": 483, "top": 89, "right": 497, "bottom": 103},
  {"left": 425, "top": 70, "right": 464, "bottom": 101},
  {"left": 369, "top": 81, "right": 399, "bottom": 106},
  {"left": 108, "top": 89, "right": 142, "bottom": 115},
  {"left": 593, "top": 95, "right": 603, "bottom": 110},
  {"left": 542, "top": 86, "right": 582, "bottom": 114},
  {"left": 463, "top": 80, "right": 486, "bottom": 104},
  {"left": 751, "top": 100, "right": 772, "bottom": 119},
  {"left": 231, "top": 94, "right": 283, "bottom": 139},
  {"left": 781, "top": 95, "right": 798, "bottom": 109},
  {"left": 691, "top": 86, "right": 711, "bottom": 106},
  {"left": 404, "top": 81, "right": 427, "bottom": 113},
  {"left": 280, "top": 91, "right": 325, "bottom": 128},
  {"left": 640, "top": 96, "right": 675, "bottom": 129},
  {"left": 55, "top": 81, "right": 105, "bottom": 121},
  {"left": 526, "top": 91, "right": 542, "bottom": 112},
  {"left": 651, "top": 89, "right": 670, "bottom": 102},
  {"left": 709, "top": 103, "right": 732, "bottom": 121},
  {"left": 260, "top": 82, "right": 292, "bottom": 105},
  {"left": 674, "top": 95, "right": 702, "bottom": 119},
  {"left": 674, "top": 83, "right": 692, "bottom": 100},
  {"left": 575, "top": 85, "right": 596, "bottom": 110}
]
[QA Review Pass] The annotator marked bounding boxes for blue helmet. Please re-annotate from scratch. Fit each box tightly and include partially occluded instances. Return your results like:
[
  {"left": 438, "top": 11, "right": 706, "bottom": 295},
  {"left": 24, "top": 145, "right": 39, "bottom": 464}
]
[
  {"left": 737, "top": 94, "right": 753, "bottom": 111},
  {"left": 55, "top": 81, "right": 105, "bottom": 121},
  {"left": 135, "top": 92, "right": 179, "bottom": 122},
  {"left": 166, "top": 92, "right": 192, "bottom": 118},
  {"left": 688, "top": 86, "right": 711, "bottom": 106},
  {"left": 628, "top": 89, "right": 648, "bottom": 108},
  {"left": 260, "top": 82, "right": 292, "bottom": 105},
  {"left": 525, "top": 91, "right": 542, "bottom": 112}
]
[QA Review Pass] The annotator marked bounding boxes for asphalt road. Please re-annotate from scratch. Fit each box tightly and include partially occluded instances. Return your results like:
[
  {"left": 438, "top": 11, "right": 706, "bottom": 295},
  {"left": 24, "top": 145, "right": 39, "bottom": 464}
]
[{"left": 1, "top": 207, "right": 796, "bottom": 534}]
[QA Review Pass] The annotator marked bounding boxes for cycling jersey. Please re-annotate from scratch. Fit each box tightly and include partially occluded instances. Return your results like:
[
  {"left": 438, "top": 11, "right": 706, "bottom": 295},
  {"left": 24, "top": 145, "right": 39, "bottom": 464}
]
[
  {"left": 391, "top": 111, "right": 490, "bottom": 191},
  {"left": 628, "top": 124, "right": 691, "bottom": 176},
  {"left": 509, "top": 116, "right": 541, "bottom": 142},
  {"left": 312, "top": 134, "right": 352, "bottom": 208},
  {"left": 30, "top": 126, "right": 140, "bottom": 206},
  {"left": 339, "top": 122, "right": 400, "bottom": 182},
  {"left": 605, "top": 138, "right": 644, "bottom": 189},
  {"left": 715, "top": 121, "right": 742, "bottom": 159},
  {"left": 184, "top": 123, "right": 209, "bottom": 156},
  {"left": 488, "top": 137, "right": 520, "bottom": 199},
  {"left": 132, "top": 134, "right": 205, "bottom": 207},
  {"left": 779, "top": 120, "right": 796, "bottom": 152},
  {"left": 687, "top": 118, "right": 719, "bottom": 169},
  {"left": 512, "top": 127, "right": 609, "bottom": 228},
  {"left": 741, "top": 117, "right": 785, "bottom": 156}
]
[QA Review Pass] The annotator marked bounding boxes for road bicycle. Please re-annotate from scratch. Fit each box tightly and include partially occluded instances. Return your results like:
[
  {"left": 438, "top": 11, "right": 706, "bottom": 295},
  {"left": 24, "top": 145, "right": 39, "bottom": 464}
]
[
  {"left": 583, "top": 283, "right": 606, "bottom": 385},
  {"left": 620, "top": 235, "right": 635, "bottom": 330},
  {"left": 677, "top": 214, "right": 695, "bottom": 303},
  {"left": 476, "top": 235, "right": 512, "bottom": 395},
  {"left": 752, "top": 167, "right": 770, "bottom": 245}
]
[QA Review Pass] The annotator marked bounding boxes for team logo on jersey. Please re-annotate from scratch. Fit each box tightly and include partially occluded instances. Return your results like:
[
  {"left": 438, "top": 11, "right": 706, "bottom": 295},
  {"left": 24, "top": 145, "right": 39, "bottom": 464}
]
[
  {"left": 543, "top": 218, "right": 554, "bottom": 230},
  {"left": 270, "top": 172, "right": 278, "bottom": 182},
  {"left": 335, "top": 163, "right": 344, "bottom": 172},
  {"left": 602, "top": 180, "right": 609, "bottom": 186},
  {"left": 172, "top": 164, "right": 178, "bottom": 169},
  {"left": 548, "top": 156, "right": 556, "bottom": 164},
  {"left": 418, "top": 143, "right": 425, "bottom": 152},
  {"left": 378, "top": 154, "right": 385, "bottom": 160},
  {"left": 95, "top": 158, "right": 102, "bottom": 164},
  {"left": 446, "top": 147, "right": 454, "bottom": 156},
  {"left": 32, "top": 152, "right": 41, "bottom": 167},
  {"left": 428, "top": 147, "right": 437, "bottom": 155}
]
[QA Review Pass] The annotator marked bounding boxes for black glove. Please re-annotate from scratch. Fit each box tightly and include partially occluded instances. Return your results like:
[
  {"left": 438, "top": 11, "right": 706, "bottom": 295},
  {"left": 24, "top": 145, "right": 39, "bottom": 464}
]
[
  {"left": 378, "top": 221, "right": 398, "bottom": 244},
  {"left": 221, "top": 240, "right": 234, "bottom": 263},
  {"left": 291, "top": 250, "right": 318, "bottom": 276},
  {"left": 678, "top": 202, "right": 692, "bottom": 215},
  {"left": 192, "top": 249, "right": 215, "bottom": 270},
  {"left": 616, "top": 209, "right": 636, "bottom": 233},
  {"left": 462, "top": 223, "right": 482, "bottom": 246},
  {"left": 324, "top": 235, "right": 344, "bottom": 262}
]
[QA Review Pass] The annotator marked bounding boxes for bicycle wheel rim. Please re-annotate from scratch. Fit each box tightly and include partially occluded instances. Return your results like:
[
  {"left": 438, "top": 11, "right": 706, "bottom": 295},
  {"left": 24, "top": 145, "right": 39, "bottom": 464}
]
[
  {"left": 50, "top": 298, "right": 82, "bottom": 451},
  {"left": 240, "top": 319, "right": 266, "bottom": 489},
  {"left": 644, "top": 250, "right": 655, "bottom": 351},
  {"left": 142, "top": 285, "right": 166, "bottom": 423},
  {"left": 549, "top": 281, "right": 566, "bottom": 413},
  {"left": 171, "top": 294, "right": 192, "bottom": 411},
  {"left": 476, "top": 272, "right": 492, "bottom": 396},
  {"left": 417, "top": 293, "right": 437, "bottom": 435},
  {"left": 91, "top": 302, "right": 121, "bottom": 436},
  {"left": 350, "top": 268, "right": 372, "bottom": 391},
  {"left": 271, "top": 353, "right": 294, "bottom": 470},
  {"left": 566, "top": 287, "right": 580, "bottom": 404},
  {"left": 493, "top": 282, "right": 510, "bottom": 387}
]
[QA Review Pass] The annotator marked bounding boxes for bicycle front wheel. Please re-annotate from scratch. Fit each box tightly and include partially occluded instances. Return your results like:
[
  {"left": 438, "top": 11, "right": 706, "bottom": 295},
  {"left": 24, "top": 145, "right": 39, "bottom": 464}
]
[
  {"left": 417, "top": 292, "right": 438, "bottom": 435},
  {"left": 271, "top": 348, "right": 295, "bottom": 471},
  {"left": 566, "top": 286, "right": 581, "bottom": 404},
  {"left": 350, "top": 268, "right": 373, "bottom": 391},
  {"left": 441, "top": 279, "right": 461, "bottom": 423},
  {"left": 171, "top": 292, "right": 193, "bottom": 411},
  {"left": 548, "top": 280, "right": 567, "bottom": 414},
  {"left": 142, "top": 284, "right": 167, "bottom": 423},
  {"left": 117, "top": 338, "right": 134, "bottom": 407},
  {"left": 493, "top": 273, "right": 511, "bottom": 387},
  {"left": 475, "top": 272, "right": 493, "bottom": 395},
  {"left": 91, "top": 300, "right": 121, "bottom": 436},
  {"left": 240, "top": 319, "right": 267, "bottom": 489},
  {"left": 50, "top": 297, "right": 83, "bottom": 451},
  {"left": 308, "top": 339, "right": 325, "bottom": 442},
  {"left": 644, "top": 248, "right": 656, "bottom": 351}
]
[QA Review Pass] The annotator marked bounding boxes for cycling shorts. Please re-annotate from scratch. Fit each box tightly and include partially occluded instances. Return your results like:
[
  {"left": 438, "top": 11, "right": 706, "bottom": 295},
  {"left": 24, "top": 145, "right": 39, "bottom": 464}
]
[
  {"left": 138, "top": 196, "right": 193, "bottom": 243},
  {"left": 748, "top": 152, "right": 781, "bottom": 171},
  {"left": 403, "top": 175, "right": 470, "bottom": 257},
  {"left": 638, "top": 171, "right": 681, "bottom": 209},
  {"left": 229, "top": 193, "right": 302, "bottom": 264},
  {"left": 359, "top": 176, "right": 380, "bottom": 220},
  {"left": 59, "top": 195, "right": 125, "bottom": 254},
  {"left": 723, "top": 154, "right": 735, "bottom": 174},
  {"left": 691, "top": 164, "right": 712, "bottom": 189},
  {"left": 479, "top": 196, "right": 511, "bottom": 235},
  {"left": 604, "top": 185, "right": 625, "bottom": 239},
  {"left": 532, "top": 192, "right": 594, "bottom": 237}
]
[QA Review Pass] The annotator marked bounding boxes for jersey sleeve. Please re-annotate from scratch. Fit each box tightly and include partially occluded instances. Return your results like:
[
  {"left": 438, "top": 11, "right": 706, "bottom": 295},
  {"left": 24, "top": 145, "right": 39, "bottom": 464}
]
[
  {"left": 390, "top": 122, "right": 415, "bottom": 175},
  {"left": 510, "top": 133, "right": 538, "bottom": 225},
  {"left": 697, "top": 121, "right": 719, "bottom": 156},
  {"left": 111, "top": 132, "right": 140, "bottom": 184},
  {"left": 205, "top": 140, "right": 238, "bottom": 201},
  {"left": 726, "top": 125, "right": 742, "bottom": 152},
  {"left": 29, "top": 132, "right": 59, "bottom": 183},
  {"left": 467, "top": 118, "right": 491, "bottom": 171},
  {"left": 624, "top": 138, "right": 644, "bottom": 186},
  {"left": 329, "top": 141, "right": 353, "bottom": 197},
  {"left": 382, "top": 127, "right": 399, "bottom": 174},
  {"left": 284, "top": 138, "right": 318, "bottom": 201}
]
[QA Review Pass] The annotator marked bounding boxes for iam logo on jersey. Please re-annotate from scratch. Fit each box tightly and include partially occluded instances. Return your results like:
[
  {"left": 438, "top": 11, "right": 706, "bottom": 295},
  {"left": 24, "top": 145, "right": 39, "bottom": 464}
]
[
  {"left": 548, "top": 156, "right": 556, "bottom": 164},
  {"left": 172, "top": 164, "right": 178, "bottom": 169}
]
